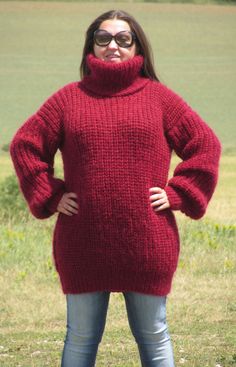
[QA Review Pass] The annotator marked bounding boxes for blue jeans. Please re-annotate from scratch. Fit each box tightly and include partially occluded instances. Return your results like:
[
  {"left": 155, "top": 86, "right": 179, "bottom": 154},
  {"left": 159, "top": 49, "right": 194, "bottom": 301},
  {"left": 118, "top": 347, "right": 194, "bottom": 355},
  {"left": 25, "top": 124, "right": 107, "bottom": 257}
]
[{"left": 61, "top": 292, "right": 175, "bottom": 367}]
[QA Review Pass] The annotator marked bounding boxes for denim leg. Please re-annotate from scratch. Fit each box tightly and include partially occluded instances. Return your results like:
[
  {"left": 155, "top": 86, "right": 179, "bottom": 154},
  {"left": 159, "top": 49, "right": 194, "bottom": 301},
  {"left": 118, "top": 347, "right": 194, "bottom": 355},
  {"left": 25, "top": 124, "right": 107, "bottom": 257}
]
[
  {"left": 61, "top": 292, "right": 110, "bottom": 367},
  {"left": 123, "top": 292, "right": 175, "bottom": 367}
]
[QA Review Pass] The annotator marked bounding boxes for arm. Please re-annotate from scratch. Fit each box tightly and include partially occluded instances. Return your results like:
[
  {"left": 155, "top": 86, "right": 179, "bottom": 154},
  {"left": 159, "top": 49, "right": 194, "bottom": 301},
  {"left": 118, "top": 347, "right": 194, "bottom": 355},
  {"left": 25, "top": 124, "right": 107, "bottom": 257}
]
[
  {"left": 160, "top": 84, "right": 221, "bottom": 219},
  {"left": 10, "top": 89, "right": 66, "bottom": 219}
]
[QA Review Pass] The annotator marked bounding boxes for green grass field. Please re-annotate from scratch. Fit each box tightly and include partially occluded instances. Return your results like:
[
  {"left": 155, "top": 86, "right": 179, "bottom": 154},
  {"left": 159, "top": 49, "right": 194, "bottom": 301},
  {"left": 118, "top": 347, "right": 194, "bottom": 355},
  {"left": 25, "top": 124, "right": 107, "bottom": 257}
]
[
  {"left": 0, "top": 2, "right": 236, "bottom": 366},
  {"left": 0, "top": 151, "right": 235, "bottom": 366},
  {"left": 1, "top": 1, "right": 236, "bottom": 152}
]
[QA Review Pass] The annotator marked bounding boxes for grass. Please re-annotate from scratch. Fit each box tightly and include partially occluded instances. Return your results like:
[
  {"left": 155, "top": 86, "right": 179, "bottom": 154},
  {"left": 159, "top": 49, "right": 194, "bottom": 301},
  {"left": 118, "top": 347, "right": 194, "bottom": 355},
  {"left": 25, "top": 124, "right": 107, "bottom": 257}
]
[
  {"left": 0, "top": 220, "right": 235, "bottom": 366},
  {"left": 0, "top": 1, "right": 236, "bottom": 366},
  {"left": 0, "top": 152, "right": 236, "bottom": 366},
  {"left": 0, "top": 221, "right": 235, "bottom": 366},
  {"left": 0, "top": 2, "right": 236, "bottom": 152}
]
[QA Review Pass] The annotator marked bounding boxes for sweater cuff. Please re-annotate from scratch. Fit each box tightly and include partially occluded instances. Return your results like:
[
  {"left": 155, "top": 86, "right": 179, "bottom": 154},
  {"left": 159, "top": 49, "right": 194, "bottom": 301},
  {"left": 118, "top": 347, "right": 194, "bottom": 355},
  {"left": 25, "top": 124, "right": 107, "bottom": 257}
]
[
  {"left": 165, "top": 185, "right": 184, "bottom": 211},
  {"left": 46, "top": 187, "right": 65, "bottom": 214}
]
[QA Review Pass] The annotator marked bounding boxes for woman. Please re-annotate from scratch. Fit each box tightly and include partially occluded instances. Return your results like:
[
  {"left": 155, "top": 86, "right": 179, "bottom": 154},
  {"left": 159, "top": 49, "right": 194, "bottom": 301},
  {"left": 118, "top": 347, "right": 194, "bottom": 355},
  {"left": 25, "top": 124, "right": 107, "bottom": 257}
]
[{"left": 10, "top": 9, "right": 221, "bottom": 367}]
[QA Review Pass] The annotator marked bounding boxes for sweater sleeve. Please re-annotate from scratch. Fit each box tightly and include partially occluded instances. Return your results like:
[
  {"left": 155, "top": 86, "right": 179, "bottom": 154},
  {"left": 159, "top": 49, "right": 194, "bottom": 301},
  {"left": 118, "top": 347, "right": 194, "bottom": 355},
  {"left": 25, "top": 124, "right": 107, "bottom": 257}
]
[
  {"left": 160, "top": 84, "right": 222, "bottom": 219},
  {"left": 10, "top": 89, "right": 66, "bottom": 219}
]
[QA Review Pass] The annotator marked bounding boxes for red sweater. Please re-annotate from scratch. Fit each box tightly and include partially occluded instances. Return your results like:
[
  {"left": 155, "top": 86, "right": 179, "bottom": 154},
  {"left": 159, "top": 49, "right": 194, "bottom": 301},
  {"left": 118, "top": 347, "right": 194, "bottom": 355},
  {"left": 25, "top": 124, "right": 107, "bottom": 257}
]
[{"left": 10, "top": 54, "right": 221, "bottom": 295}]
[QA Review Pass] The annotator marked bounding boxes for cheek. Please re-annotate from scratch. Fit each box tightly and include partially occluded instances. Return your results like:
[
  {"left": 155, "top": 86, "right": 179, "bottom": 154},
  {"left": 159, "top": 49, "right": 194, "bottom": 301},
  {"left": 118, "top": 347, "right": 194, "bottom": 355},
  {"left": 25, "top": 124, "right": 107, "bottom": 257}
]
[
  {"left": 93, "top": 45, "right": 103, "bottom": 59},
  {"left": 122, "top": 46, "right": 136, "bottom": 60}
]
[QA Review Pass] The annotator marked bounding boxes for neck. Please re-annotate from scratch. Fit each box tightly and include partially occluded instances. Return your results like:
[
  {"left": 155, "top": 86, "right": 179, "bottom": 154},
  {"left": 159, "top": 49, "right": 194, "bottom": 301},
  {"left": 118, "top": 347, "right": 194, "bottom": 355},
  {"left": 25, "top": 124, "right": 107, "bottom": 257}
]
[{"left": 80, "top": 53, "right": 149, "bottom": 97}]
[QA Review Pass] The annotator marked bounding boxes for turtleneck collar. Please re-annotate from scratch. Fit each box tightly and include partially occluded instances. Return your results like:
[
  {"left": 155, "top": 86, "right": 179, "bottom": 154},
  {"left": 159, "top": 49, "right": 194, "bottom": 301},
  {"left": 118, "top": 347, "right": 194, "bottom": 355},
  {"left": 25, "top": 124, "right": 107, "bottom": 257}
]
[{"left": 79, "top": 53, "right": 149, "bottom": 97}]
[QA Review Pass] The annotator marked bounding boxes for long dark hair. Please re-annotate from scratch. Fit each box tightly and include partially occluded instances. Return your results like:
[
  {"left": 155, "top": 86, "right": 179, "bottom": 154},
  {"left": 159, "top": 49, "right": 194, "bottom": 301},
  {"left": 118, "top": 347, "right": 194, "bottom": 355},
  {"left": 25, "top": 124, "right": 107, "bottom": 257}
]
[{"left": 80, "top": 10, "right": 159, "bottom": 81}]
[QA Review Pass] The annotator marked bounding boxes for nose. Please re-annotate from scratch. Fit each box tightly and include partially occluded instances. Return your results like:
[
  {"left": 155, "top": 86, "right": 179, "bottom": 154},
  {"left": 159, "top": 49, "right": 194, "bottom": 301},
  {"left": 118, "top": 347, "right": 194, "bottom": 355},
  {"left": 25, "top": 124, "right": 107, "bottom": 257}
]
[{"left": 107, "top": 38, "right": 118, "bottom": 49}]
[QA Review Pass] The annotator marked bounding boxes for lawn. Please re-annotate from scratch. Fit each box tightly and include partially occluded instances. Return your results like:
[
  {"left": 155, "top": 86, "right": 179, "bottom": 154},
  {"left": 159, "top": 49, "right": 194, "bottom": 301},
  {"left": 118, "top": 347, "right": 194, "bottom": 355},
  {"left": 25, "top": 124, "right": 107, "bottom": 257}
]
[
  {"left": 0, "top": 151, "right": 235, "bottom": 366},
  {"left": 0, "top": 1, "right": 236, "bottom": 366},
  {"left": 0, "top": 1, "right": 236, "bottom": 152}
]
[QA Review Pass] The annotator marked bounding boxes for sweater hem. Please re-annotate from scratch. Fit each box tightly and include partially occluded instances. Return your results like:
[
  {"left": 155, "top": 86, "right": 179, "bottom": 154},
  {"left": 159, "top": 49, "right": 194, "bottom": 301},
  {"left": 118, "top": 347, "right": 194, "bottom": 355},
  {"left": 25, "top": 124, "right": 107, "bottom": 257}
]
[{"left": 58, "top": 273, "right": 175, "bottom": 297}]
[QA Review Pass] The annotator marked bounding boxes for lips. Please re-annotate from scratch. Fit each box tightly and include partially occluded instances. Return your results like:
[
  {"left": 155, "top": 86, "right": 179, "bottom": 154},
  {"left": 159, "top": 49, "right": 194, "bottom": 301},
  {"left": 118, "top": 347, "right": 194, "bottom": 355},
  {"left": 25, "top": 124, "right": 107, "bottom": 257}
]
[{"left": 106, "top": 54, "right": 120, "bottom": 59}]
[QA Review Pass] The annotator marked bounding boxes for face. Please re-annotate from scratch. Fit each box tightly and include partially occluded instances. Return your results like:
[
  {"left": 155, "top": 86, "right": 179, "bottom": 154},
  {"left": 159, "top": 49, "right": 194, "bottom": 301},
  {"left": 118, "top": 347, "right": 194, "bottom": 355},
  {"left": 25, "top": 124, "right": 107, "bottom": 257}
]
[{"left": 93, "top": 19, "right": 137, "bottom": 63}]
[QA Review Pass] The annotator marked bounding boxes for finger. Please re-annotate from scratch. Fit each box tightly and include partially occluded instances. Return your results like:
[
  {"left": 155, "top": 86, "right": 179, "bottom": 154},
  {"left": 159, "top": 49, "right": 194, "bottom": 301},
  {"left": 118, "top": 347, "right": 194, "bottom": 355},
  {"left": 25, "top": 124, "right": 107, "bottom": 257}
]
[
  {"left": 58, "top": 206, "right": 78, "bottom": 215},
  {"left": 149, "top": 193, "right": 164, "bottom": 201},
  {"left": 58, "top": 193, "right": 78, "bottom": 210},
  {"left": 66, "top": 199, "right": 79, "bottom": 209},
  {"left": 63, "top": 203, "right": 78, "bottom": 214},
  {"left": 57, "top": 200, "right": 78, "bottom": 214},
  {"left": 154, "top": 202, "right": 170, "bottom": 211},
  {"left": 67, "top": 192, "right": 78, "bottom": 199},
  {"left": 67, "top": 207, "right": 79, "bottom": 214},
  {"left": 149, "top": 187, "right": 163, "bottom": 193},
  {"left": 151, "top": 197, "right": 167, "bottom": 207},
  {"left": 58, "top": 207, "right": 73, "bottom": 216}
]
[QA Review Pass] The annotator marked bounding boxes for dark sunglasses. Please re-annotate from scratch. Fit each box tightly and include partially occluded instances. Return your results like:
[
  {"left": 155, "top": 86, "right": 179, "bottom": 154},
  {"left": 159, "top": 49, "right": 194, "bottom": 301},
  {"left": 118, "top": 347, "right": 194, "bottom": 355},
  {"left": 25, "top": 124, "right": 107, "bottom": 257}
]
[{"left": 93, "top": 29, "right": 136, "bottom": 48}]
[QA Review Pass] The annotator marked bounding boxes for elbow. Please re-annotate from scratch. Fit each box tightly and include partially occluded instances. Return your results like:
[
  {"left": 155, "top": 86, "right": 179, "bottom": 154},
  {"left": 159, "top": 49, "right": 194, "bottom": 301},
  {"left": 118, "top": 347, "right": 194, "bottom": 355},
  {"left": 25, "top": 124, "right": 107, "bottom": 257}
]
[
  {"left": 9, "top": 135, "right": 23, "bottom": 164},
  {"left": 9, "top": 137, "right": 17, "bottom": 159}
]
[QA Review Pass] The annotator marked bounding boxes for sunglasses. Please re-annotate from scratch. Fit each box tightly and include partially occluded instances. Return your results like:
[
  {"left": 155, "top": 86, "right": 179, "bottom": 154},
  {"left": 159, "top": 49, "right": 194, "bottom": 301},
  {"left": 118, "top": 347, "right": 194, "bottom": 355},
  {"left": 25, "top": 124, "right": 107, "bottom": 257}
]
[{"left": 93, "top": 29, "right": 136, "bottom": 48}]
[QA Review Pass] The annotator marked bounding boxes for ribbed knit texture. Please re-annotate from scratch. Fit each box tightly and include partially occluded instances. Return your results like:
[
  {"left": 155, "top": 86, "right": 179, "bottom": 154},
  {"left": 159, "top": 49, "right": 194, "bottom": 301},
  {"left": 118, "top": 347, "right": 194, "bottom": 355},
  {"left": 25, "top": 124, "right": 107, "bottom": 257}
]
[{"left": 10, "top": 54, "right": 221, "bottom": 295}]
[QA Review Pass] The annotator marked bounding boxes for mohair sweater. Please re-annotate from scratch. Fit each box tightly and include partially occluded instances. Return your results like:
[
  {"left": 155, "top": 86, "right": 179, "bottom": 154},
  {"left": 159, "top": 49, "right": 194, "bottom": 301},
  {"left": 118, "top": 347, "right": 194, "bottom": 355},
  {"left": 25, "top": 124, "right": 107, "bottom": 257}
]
[{"left": 10, "top": 54, "right": 221, "bottom": 295}]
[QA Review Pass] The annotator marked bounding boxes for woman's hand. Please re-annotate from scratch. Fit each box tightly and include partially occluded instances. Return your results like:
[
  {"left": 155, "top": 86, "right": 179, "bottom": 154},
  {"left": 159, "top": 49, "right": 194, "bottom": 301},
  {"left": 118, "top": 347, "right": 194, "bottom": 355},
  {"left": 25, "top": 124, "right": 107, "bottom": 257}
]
[
  {"left": 57, "top": 192, "right": 79, "bottom": 216},
  {"left": 149, "top": 187, "right": 170, "bottom": 212}
]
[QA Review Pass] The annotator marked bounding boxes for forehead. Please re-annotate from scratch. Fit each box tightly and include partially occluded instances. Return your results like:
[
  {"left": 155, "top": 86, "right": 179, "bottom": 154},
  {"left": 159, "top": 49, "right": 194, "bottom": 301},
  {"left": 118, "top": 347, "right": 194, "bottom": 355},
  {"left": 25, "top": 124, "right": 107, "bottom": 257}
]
[{"left": 98, "top": 19, "right": 131, "bottom": 34}]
